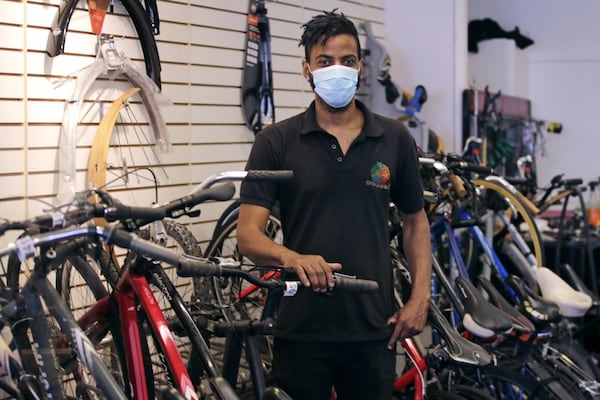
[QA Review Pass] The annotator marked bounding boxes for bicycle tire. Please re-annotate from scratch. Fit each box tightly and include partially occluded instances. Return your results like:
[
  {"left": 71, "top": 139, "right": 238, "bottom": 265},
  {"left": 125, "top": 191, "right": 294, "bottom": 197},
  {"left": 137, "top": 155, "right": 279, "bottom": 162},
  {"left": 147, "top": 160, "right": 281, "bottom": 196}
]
[
  {"left": 52, "top": 244, "right": 129, "bottom": 398},
  {"left": 446, "top": 385, "right": 494, "bottom": 400},
  {"left": 47, "top": 0, "right": 162, "bottom": 88},
  {"left": 201, "top": 211, "right": 282, "bottom": 321},
  {"left": 538, "top": 337, "right": 600, "bottom": 398},
  {"left": 56, "top": 221, "right": 201, "bottom": 399},
  {"left": 422, "top": 388, "right": 472, "bottom": 400},
  {"left": 198, "top": 212, "right": 282, "bottom": 395}
]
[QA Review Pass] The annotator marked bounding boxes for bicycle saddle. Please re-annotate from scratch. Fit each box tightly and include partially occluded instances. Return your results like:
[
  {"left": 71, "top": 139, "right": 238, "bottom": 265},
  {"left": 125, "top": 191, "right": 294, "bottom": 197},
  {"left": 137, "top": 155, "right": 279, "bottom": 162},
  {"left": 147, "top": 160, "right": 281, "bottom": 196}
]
[
  {"left": 428, "top": 302, "right": 492, "bottom": 366},
  {"left": 477, "top": 276, "right": 535, "bottom": 335},
  {"left": 505, "top": 275, "right": 562, "bottom": 329},
  {"left": 534, "top": 266, "right": 592, "bottom": 318},
  {"left": 455, "top": 277, "right": 513, "bottom": 338}
]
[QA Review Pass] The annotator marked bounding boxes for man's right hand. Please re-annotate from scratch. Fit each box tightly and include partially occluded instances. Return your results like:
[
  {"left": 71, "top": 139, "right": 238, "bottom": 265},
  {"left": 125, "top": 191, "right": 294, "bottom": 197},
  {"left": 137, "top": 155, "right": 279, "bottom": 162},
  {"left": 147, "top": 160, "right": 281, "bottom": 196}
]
[{"left": 282, "top": 252, "right": 342, "bottom": 292}]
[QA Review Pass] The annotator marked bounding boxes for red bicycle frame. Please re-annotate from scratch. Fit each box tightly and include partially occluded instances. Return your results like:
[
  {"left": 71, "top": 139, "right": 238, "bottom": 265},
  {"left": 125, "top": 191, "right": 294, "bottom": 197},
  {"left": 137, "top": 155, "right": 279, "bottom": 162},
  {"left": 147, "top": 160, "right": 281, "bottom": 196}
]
[
  {"left": 394, "top": 338, "right": 427, "bottom": 400},
  {"left": 78, "top": 265, "right": 198, "bottom": 400}
]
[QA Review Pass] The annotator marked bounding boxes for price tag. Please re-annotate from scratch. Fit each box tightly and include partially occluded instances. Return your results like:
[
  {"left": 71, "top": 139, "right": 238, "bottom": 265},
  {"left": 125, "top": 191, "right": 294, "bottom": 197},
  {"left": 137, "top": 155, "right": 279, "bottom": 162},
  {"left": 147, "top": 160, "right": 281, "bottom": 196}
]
[
  {"left": 283, "top": 281, "right": 299, "bottom": 297},
  {"left": 16, "top": 236, "right": 35, "bottom": 262}
]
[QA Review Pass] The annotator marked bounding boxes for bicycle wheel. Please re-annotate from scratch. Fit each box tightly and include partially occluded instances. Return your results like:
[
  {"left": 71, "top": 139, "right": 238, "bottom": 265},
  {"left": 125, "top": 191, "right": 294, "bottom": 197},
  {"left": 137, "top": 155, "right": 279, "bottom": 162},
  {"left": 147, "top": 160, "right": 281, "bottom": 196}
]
[
  {"left": 198, "top": 211, "right": 282, "bottom": 395},
  {"left": 471, "top": 177, "right": 545, "bottom": 269},
  {"left": 201, "top": 210, "right": 282, "bottom": 322},
  {"left": 537, "top": 338, "right": 600, "bottom": 399},
  {"left": 438, "top": 363, "right": 553, "bottom": 399},
  {"left": 56, "top": 45, "right": 169, "bottom": 203}
]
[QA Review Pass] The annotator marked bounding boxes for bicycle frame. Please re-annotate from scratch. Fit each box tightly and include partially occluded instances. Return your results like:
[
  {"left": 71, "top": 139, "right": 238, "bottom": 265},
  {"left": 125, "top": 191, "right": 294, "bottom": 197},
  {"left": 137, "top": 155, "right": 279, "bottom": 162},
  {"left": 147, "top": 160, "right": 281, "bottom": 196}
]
[
  {"left": 393, "top": 338, "right": 427, "bottom": 399},
  {"left": 116, "top": 264, "right": 197, "bottom": 400},
  {"left": 17, "top": 247, "right": 128, "bottom": 400},
  {"left": 79, "top": 247, "right": 235, "bottom": 400}
]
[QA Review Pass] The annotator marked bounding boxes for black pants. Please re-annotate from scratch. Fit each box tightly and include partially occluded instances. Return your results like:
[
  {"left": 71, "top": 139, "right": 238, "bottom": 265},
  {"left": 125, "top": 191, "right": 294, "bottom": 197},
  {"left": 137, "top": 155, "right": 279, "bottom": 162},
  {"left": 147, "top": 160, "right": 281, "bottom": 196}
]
[{"left": 272, "top": 337, "right": 396, "bottom": 400}]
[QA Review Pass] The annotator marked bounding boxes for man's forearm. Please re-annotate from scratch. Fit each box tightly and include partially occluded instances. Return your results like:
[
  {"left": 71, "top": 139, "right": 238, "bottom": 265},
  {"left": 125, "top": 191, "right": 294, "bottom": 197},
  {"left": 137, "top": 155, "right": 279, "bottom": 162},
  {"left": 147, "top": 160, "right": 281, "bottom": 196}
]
[{"left": 401, "top": 211, "right": 432, "bottom": 302}]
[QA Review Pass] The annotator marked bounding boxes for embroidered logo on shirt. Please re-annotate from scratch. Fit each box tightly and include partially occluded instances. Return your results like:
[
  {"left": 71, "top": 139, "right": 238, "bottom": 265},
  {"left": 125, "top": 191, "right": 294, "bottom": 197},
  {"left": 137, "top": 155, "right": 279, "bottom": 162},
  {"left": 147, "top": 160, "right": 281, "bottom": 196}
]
[{"left": 366, "top": 161, "right": 391, "bottom": 190}]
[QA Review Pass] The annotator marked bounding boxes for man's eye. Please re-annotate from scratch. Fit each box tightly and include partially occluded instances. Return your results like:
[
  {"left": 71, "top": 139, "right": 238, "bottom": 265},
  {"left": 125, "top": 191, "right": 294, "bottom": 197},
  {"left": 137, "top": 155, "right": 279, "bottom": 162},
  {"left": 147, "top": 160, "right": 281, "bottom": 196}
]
[{"left": 318, "top": 60, "right": 331, "bottom": 67}]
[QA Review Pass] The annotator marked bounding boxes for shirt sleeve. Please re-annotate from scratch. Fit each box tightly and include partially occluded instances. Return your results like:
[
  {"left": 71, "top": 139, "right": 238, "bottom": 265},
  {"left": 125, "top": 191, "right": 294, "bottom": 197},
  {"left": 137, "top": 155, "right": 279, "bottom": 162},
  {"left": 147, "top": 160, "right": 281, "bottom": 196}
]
[
  {"left": 392, "top": 128, "right": 425, "bottom": 214},
  {"left": 239, "top": 129, "right": 280, "bottom": 210}
]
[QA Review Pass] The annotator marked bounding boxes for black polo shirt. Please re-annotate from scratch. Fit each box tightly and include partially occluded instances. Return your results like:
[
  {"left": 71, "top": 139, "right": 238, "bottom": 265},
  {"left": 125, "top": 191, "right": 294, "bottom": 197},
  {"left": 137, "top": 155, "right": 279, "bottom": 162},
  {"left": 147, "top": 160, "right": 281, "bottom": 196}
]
[{"left": 240, "top": 100, "right": 424, "bottom": 342}]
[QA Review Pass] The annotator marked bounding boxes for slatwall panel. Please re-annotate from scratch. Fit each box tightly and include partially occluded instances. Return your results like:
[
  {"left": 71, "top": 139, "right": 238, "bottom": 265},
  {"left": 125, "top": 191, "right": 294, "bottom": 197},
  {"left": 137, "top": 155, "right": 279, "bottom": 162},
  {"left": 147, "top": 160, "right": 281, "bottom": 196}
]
[{"left": 0, "top": 0, "right": 385, "bottom": 249}]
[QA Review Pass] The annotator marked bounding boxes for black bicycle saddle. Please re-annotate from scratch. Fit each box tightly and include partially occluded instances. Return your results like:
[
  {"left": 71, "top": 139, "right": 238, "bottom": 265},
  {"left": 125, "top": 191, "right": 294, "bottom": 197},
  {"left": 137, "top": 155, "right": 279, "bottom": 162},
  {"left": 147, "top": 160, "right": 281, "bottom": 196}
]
[{"left": 455, "top": 276, "right": 513, "bottom": 338}]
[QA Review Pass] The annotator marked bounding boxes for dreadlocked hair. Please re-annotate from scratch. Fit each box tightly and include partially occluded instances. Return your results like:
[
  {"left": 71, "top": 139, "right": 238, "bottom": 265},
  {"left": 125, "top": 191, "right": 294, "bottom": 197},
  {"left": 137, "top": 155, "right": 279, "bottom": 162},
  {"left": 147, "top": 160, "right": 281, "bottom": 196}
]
[{"left": 299, "top": 9, "right": 361, "bottom": 62}]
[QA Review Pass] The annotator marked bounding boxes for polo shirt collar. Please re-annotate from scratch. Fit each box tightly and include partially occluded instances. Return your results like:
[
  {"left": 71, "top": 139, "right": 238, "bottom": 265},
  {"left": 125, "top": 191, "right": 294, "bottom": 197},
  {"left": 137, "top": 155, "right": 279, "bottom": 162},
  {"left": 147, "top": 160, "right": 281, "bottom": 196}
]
[{"left": 299, "top": 99, "right": 385, "bottom": 138}]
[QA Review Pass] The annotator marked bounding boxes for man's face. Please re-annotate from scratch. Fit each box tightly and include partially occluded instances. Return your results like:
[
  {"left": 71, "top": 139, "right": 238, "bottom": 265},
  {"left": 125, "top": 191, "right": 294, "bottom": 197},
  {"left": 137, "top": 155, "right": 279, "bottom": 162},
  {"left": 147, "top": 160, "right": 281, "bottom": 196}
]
[{"left": 303, "top": 34, "right": 361, "bottom": 80}]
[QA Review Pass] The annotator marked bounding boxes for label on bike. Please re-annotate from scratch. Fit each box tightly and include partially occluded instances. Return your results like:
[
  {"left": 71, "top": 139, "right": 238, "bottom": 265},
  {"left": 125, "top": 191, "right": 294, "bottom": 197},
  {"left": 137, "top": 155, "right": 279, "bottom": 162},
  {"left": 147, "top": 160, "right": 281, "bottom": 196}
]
[
  {"left": 52, "top": 211, "right": 65, "bottom": 228},
  {"left": 284, "top": 281, "right": 299, "bottom": 296},
  {"left": 16, "top": 235, "right": 36, "bottom": 261}
]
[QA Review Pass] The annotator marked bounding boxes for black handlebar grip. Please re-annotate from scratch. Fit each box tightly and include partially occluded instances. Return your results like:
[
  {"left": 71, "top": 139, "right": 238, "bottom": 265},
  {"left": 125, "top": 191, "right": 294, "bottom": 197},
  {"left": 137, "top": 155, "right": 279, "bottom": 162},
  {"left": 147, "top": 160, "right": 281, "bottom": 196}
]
[
  {"left": 177, "top": 182, "right": 236, "bottom": 210},
  {"left": 333, "top": 276, "right": 379, "bottom": 292},
  {"left": 104, "top": 205, "right": 167, "bottom": 222},
  {"left": 447, "top": 161, "right": 492, "bottom": 176},
  {"left": 177, "top": 256, "right": 222, "bottom": 277},
  {"left": 562, "top": 178, "right": 583, "bottom": 187},
  {"left": 245, "top": 170, "right": 294, "bottom": 181},
  {"left": 461, "top": 162, "right": 494, "bottom": 175},
  {"left": 505, "top": 177, "right": 529, "bottom": 186}
]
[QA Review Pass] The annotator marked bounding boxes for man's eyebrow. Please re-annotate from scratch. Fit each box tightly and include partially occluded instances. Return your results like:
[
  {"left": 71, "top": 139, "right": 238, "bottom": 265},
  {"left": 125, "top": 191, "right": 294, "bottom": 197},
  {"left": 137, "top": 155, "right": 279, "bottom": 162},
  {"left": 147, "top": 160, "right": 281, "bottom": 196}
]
[{"left": 315, "top": 54, "right": 357, "bottom": 60}]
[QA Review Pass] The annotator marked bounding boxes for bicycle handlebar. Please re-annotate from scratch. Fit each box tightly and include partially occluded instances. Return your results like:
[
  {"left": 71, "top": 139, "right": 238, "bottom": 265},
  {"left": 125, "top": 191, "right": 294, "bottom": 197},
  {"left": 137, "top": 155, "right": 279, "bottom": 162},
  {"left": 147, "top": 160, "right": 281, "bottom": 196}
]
[
  {"left": 446, "top": 161, "right": 494, "bottom": 176},
  {"left": 188, "top": 169, "right": 294, "bottom": 193},
  {"left": 103, "top": 183, "right": 235, "bottom": 224},
  {"left": 418, "top": 157, "right": 494, "bottom": 177},
  {"left": 0, "top": 170, "right": 292, "bottom": 236},
  {"left": 178, "top": 257, "right": 379, "bottom": 292}
]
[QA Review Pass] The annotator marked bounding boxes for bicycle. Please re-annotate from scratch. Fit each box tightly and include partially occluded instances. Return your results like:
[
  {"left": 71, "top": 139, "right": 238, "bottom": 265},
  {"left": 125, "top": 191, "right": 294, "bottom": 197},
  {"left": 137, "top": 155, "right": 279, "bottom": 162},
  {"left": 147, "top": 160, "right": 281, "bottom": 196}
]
[
  {"left": 49, "top": 170, "right": 291, "bottom": 398},
  {"left": 3, "top": 181, "right": 240, "bottom": 399},
  {"left": 419, "top": 155, "right": 600, "bottom": 399},
  {"left": 0, "top": 222, "right": 136, "bottom": 400}
]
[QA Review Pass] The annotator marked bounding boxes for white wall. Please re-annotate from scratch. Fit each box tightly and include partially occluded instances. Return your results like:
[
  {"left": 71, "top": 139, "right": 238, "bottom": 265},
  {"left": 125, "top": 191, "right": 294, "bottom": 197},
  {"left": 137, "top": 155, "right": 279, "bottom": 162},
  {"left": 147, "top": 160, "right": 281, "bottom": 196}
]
[
  {"left": 385, "top": 0, "right": 468, "bottom": 153},
  {"left": 3, "top": 0, "right": 598, "bottom": 239},
  {"left": 0, "top": 0, "right": 386, "bottom": 248},
  {"left": 467, "top": 0, "right": 600, "bottom": 188}
]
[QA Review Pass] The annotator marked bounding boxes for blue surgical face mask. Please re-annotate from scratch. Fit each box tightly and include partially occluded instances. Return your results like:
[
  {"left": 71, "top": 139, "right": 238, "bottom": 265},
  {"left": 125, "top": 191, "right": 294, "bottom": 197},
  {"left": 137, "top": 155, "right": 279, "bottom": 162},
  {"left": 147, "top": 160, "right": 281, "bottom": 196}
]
[{"left": 309, "top": 64, "right": 359, "bottom": 108}]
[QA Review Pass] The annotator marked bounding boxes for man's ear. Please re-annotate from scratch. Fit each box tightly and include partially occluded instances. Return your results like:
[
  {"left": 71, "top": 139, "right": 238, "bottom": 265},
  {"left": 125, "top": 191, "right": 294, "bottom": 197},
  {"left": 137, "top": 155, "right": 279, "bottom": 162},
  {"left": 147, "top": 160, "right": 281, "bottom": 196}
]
[{"left": 302, "top": 58, "right": 311, "bottom": 81}]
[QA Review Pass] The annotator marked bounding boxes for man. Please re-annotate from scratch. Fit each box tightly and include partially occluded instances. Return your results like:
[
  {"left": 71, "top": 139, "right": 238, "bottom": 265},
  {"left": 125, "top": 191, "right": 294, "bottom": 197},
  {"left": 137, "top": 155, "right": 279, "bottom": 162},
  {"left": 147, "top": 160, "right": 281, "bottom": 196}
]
[{"left": 237, "top": 9, "right": 432, "bottom": 400}]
